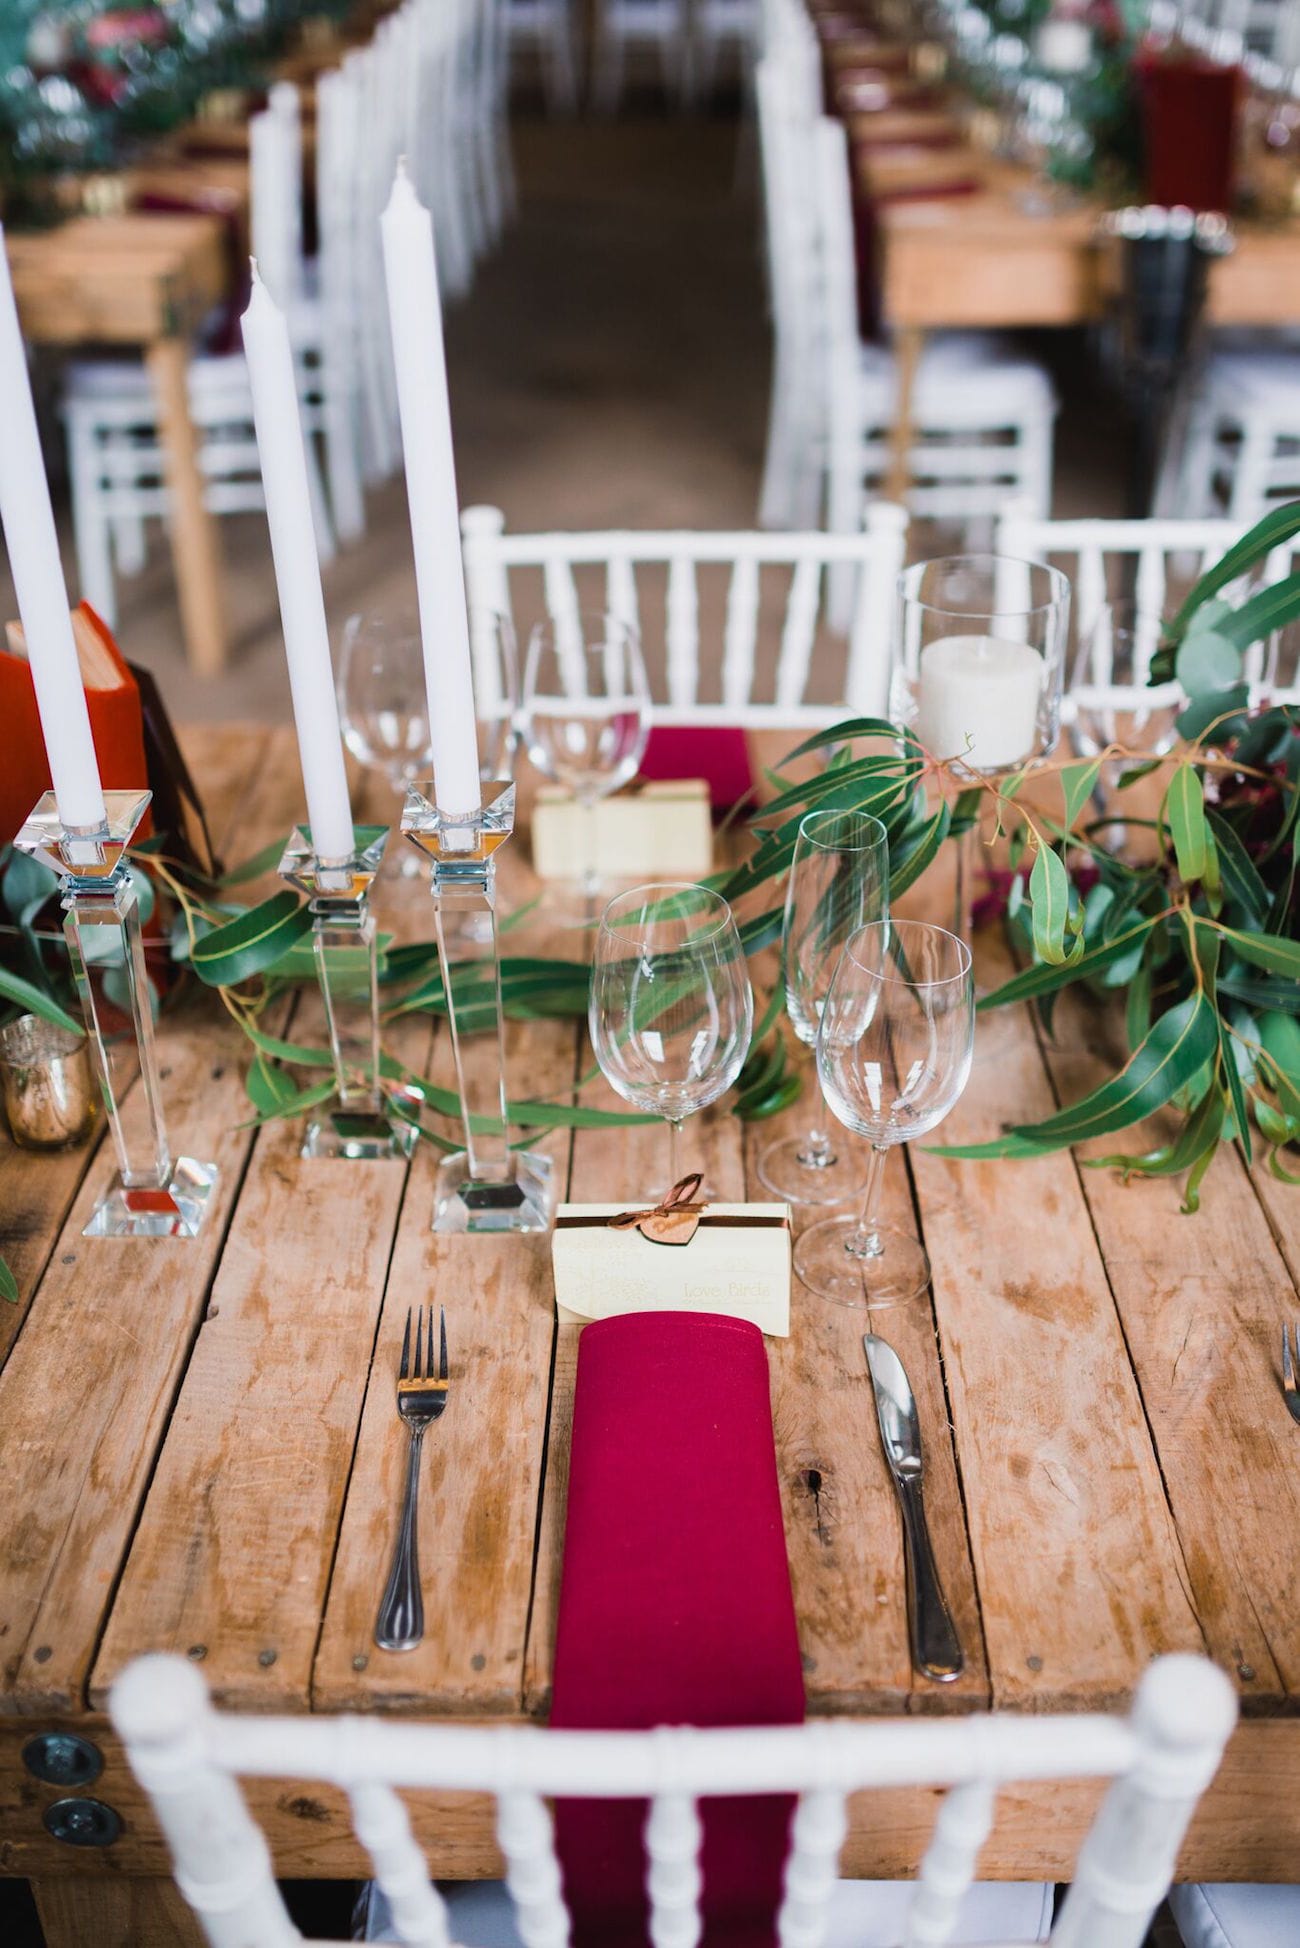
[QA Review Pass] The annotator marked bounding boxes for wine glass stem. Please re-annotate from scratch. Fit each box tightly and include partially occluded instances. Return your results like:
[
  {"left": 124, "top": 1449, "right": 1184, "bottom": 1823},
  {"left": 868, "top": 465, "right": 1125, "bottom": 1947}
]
[
  {"left": 579, "top": 791, "right": 599, "bottom": 900},
  {"left": 667, "top": 1116, "right": 683, "bottom": 1190},
  {"left": 798, "top": 1123, "right": 836, "bottom": 1169},
  {"left": 847, "top": 1145, "right": 889, "bottom": 1259},
  {"left": 954, "top": 817, "right": 981, "bottom": 944}
]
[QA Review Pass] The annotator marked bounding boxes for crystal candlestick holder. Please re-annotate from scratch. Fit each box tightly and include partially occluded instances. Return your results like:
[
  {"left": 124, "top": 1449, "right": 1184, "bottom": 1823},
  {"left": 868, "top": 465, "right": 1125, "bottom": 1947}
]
[
  {"left": 402, "top": 781, "right": 555, "bottom": 1233},
  {"left": 15, "top": 790, "right": 219, "bottom": 1238},
  {"left": 279, "top": 825, "right": 417, "bottom": 1161}
]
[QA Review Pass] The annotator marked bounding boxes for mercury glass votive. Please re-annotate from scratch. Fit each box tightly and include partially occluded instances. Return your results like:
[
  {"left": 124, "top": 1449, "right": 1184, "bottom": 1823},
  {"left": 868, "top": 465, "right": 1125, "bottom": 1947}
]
[{"left": 0, "top": 1013, "right": 97, "bottom": 1151}]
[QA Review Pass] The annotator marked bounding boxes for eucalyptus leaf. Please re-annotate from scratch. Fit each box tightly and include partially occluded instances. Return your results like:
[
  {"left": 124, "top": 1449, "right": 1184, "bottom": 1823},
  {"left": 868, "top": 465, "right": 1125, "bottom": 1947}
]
[
  {"left": 1175, "top": 683, "right": 1251, "bottom": 744},
  {"left": 0, "top": 1257, "right": 16, "bottom": 1303},
  {"left": 1166, "top": 764, "right": 1209, "bottom": 885},
  {"left": 1175, "top": 629, "right": 1242, "bottom": 696},
  {"left": 191, "top": 891, "right": 314, "bottom": 987},
  {"left": 1170, "top": 502, "right": 1300, "bottom": 639},
  {"left": 1007, "top": 991, "right": 1220, "bottom": 1149},
  {"left": 1062, "top": 758, "right": 1105, "bottom": 830},
  {"left": 1029, "top": 843, "right": 1082, "bottom": 966},
  {"left": 0, "top": 968, "right": 83, "bottom": 1037}
]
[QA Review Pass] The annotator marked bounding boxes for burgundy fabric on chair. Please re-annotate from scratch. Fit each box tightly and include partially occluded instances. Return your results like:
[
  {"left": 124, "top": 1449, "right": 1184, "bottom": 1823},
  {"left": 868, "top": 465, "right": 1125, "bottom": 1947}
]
[
  {"left": 551, "top": 1313, "right": 805, "bottom": 1947},
  {"left": 640, "top": 727, "right": 755, "bottom": 815}
]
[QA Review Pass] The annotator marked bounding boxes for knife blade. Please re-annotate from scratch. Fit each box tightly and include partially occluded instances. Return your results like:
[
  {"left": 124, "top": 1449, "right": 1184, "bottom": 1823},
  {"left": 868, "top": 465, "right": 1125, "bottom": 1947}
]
[{"left": 863, "top": 1333, "right": 964, "bottom": 1683}]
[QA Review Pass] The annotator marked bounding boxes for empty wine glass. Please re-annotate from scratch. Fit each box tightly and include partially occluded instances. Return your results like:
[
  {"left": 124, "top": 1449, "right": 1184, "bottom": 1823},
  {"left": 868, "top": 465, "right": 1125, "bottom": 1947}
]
[
  {"left": 794, "top": 920, "right": 974, "bottom": 1310},
  {"left": 522, "top": 613, "right": 650, "bottom": 900},
  {"left": 590, "top": 883, "right": 753, "bottom": 1193},
  {"left": 1069, "top": 600, "right": 1183, "bottom": 762},
  {"left": 758, "top": 807, "right": 889, "bottom": 1205}
]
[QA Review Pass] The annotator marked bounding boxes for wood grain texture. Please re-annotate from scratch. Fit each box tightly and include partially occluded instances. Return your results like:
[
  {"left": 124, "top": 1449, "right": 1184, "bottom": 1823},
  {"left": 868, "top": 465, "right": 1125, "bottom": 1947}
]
[
  {"left": 32, "top": 1875, "right": 204, "bottom": 1948},
  {"left": 909, "top": 938, "right": 1204, "bottom": 1711},
  {"left": 1037, "top": 992, "right": 1300, "bottom": 1708},
  {"left": 741, "top": 1020, "right": 990, "bottom": 1717}
]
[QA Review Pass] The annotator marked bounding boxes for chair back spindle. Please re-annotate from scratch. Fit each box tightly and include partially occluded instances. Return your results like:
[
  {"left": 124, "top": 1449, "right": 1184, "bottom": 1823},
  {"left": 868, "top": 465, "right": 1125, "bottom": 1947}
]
[{"left": 111, "top": 1653, "right": 1237, "bottom": 1948}]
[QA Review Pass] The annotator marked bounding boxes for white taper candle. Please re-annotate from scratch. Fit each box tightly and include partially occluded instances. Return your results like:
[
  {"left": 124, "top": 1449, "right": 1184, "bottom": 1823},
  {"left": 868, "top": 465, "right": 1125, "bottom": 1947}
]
[
  {"left": 0, "top": 224, "right": 105, "bottom": 831},
  {"left": 380, "top": 161, "right": 482, "bottom": 818},
  {"left": 241, "top": 262, "right": 355, "bottom": 861}
]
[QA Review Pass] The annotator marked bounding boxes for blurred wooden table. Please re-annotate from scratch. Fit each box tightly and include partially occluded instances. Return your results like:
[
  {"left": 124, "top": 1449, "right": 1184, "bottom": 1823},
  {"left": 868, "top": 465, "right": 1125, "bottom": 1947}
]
[
  {"left": 851, "top": 125, "right": 1300, "bottom": 500},
  {"left": 7, "top": 185, "right": 244, "bottom": 679},
  {"left": 2, "top": 724, "right": 1299, "bottom": 1946}
]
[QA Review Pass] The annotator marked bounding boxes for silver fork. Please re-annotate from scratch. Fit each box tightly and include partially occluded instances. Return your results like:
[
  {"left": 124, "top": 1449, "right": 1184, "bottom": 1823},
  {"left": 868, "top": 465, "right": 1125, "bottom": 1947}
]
[
  {"left": 1283, "top": 1323, "right": 1300, "bottom": 1426},
  {"left": 375, "top": 1305, "right": 449, "bottom": 1652}
]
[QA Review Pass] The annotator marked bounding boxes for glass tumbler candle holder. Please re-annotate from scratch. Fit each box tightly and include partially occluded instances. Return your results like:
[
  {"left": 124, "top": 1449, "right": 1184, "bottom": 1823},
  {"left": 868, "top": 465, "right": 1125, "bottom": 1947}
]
[
  {"left": 0, "top": 1013, "right": 97, "bottom": 1150},
  {"left": 891, "top": 555, "right": 1070, "bottom": 946},
  {"left": 15, "top": 789, "right": 219, "bottom": 1238}
]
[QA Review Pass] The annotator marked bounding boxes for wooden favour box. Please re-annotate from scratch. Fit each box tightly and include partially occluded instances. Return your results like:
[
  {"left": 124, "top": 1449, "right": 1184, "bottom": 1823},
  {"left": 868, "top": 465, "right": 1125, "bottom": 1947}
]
[{"left": 553, "top": 1202, "right": 792, "bottom": 1338}]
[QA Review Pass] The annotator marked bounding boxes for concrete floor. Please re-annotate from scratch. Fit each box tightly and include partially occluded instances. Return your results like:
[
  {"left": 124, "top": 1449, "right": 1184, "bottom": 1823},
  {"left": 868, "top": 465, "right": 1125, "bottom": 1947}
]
[{"left": 1, "top": 112, "right": 1130, "bottom": 733}]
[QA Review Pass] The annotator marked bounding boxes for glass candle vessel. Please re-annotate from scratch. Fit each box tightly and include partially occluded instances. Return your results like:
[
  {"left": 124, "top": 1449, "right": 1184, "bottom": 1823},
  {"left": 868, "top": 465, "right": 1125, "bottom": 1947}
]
[{"left": 0, "top": 1012, "right": 97, "bottom": 1150}]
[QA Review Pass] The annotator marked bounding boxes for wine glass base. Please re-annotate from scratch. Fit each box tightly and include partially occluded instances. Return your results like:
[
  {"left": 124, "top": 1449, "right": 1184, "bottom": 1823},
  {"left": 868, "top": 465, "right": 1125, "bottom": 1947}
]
[
  {"left": 756, "top": 1135, "right": 866, "bottom": 1206},
  {"left": 793, "top": 1216, "right": 931, "bottom": 1310}
]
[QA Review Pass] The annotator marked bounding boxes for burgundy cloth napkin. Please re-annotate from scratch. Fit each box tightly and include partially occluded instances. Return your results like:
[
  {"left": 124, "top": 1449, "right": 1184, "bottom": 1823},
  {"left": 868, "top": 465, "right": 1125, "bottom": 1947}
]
[
  {"left": 640, "top": 727, "right": 755, "bottom": 815},
  {"left": 551, "top": 1313, "right": 805, "bottom": 1947}
]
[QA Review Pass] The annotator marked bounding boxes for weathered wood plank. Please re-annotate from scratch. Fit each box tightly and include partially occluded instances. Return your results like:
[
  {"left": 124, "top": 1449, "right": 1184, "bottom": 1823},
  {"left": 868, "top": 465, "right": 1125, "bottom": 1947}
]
[
  {"left": 908, "top": 936, "right": 1205, "bottom": 1710},
  {"left": 0, "top": 736, "right": 308, "bottom": 1717},
  {"left": 32, "top": 1875, "right": 203, "bottom": 1948},
  {"left": 743, "top": 1030, "right": 990, "bottom": 1715},
  {"left": 1036, "top": 991, "right": 1300, "bottom": 1707},
  {"left": 0, "top": 724, "right": 271, "bottom": 1348}
]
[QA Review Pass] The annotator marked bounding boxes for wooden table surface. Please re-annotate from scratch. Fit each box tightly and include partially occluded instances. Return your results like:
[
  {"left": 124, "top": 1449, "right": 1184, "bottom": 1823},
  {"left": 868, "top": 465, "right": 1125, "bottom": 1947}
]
[
  {"left": 847, "top": 84, "right": 1300, "bottom": 498},
  {"left": 2, "top": 723, "right": 1299, "bottom": 1945}
]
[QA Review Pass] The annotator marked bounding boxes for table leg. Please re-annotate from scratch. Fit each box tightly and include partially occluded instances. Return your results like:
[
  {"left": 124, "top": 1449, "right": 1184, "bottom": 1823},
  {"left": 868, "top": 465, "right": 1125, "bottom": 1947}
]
[
  {"left": 145, "top": 337, "right": 227, "bottom": 679},
  {"left": 886, "top": 325, "right": 925, "bottom": 507},
  {"left": 31, "top": 1876, "right": 203, "bottom": 1947}
]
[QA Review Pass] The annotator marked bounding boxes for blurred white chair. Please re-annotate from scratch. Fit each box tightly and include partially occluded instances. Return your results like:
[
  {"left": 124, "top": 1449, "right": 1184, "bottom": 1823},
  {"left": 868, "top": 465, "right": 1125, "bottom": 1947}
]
[
  {"left": 994, "top": 503, "right": 1300, "bottom": 718},
  {"left": 1168, "top": 336, "right": 1300, "bottom": 525},
  {"left": 592, "top": 0, "right": 691, "bottom": 113},
  {"left": 62, "top": 86, "right": 337, "bottom": 631},
  {"left": 812, "top": 112, "right": 1056, "bottom": 626},
  {"left": 459, "top": 501, "right": 911, "bottom": 723},
  {"left": 504, "top": 0, "right": 581, "bottom": 112},
  {"left": 110, "top": 1650, "right": 1235, "bottom": 1948},
  {"left": 1169, "top": 1882, "right": 1300, "bottom": 1947}
]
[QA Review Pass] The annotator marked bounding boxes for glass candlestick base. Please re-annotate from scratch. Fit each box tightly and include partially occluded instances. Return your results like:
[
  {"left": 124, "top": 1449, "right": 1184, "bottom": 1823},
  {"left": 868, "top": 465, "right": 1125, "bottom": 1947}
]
[
  {"left": 279, "top": 825, "right": 418, "bottom": 1163},
  {"left": 15, "top": 790, "right": 219, "bottom": 1239},
  {"left": 402, "top": 782, "right": 556, "bottom": 1235}
]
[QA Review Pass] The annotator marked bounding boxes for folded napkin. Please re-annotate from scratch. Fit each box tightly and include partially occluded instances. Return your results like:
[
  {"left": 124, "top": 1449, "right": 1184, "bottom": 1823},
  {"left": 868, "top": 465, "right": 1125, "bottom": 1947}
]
[
  {"left": 551, "top": 1313, "right": 804, "bottom": 1947},
  {"left": 640, "top": 727, "right": 754, "bottom": 815}
]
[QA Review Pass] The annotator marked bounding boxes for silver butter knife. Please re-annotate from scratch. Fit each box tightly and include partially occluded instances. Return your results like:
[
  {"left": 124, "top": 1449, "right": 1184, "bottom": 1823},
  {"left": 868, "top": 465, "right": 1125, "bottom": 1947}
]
[{"left": 863, "top": 1333, "right": 964, "bottom": 1683}]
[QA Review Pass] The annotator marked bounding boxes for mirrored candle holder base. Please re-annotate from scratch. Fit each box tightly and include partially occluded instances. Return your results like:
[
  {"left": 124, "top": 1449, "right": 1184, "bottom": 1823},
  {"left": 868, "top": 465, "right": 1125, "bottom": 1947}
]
[
  {"left": 84, "top": 1157, "right": 220, "bottom": 1240},
  {"left": 431, "top": 1145, "right": 555, "bottom": 1236},
  {"left": 16, "top": 790, "right": 219, "bottom": 1240},
  {"left": 280, "top": 825, "right": 419, "bottom": 1164},
  {"left": 403, "top": 782, "right": 558, "bottom": 1236}
]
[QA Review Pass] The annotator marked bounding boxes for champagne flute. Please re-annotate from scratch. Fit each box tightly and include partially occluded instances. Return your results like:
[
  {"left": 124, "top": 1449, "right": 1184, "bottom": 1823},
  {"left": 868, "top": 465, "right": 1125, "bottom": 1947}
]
[
  {"left": 522, "top": 613, "right": 650, "bottom": 901},
  {"left": 794, "top": 920, "right": 974, "bottom": 1309},
  {"left": 590, "top": 883, "right": 753, "bottom": 1193},
  {"left": 758, "top": 807, "right": 889, "bottom": 1205}
]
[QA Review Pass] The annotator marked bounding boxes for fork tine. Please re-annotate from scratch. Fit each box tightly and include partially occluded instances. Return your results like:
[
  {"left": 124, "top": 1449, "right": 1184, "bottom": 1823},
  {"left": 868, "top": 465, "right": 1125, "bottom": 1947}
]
[
  {"left": 439, "top": 1305, "right": 448, "bottom": 1382},
  {"left": 415, "top": 1305, "right": 424, "bottom": 1382},
  {"left": 1284, "top": 1324, "right": 1295, "bottom": 1391},
  {"left": 398, "top": 1307, "right": 412, "bottom": 1382}
]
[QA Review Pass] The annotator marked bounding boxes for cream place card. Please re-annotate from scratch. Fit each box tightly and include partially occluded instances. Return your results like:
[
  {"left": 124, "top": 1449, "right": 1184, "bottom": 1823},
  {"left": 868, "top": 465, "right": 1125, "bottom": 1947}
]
[
  {"left": 531, "top": 780, "right": 713, "bottom": 882},
  {"left": 552, "top": 1194, "right": 792, "bottom": 1338}
]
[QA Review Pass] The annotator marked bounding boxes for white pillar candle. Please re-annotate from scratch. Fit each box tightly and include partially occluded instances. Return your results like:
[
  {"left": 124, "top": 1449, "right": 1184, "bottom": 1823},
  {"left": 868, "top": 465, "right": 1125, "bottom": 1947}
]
[
  {"left": 0, "top": 225, "right": 105, "bottom": 831},
  {"left": 241, "top": 264, "right": 355, "bottom": 861},
  {"left": 916, "top": 635, "right": 1043, "bottom": 772},
  {"left": 380, "top": 162, "right": 482, "bottom": 819}
]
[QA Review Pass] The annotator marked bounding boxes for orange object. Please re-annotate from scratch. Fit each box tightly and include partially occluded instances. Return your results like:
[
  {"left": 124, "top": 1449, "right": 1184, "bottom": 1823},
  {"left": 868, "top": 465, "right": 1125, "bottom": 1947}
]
[{"left": 0, "top": 603, "right": 152, "bottom": 847}]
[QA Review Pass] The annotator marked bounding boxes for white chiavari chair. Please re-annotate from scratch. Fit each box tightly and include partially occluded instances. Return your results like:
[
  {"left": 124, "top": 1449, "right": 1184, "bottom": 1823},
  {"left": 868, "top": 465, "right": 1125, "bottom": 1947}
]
[
  {"left": 503, "top": 0, "right": 581, "bottom": 114},
  {"left": 995, "top": 502, "right": 1300, "bottom": 722},
  {"left": 61, "top": 87, "right": 337, "bottom": 631},
  {"left": 459, "top": 502, "right": 910, "bottom": 725},
  {"left": 111, "top": 1650, "right": 1236, "bottom": 1948},
  {"left": 591, "top": 0, "right": 692, "bottom": 114}
]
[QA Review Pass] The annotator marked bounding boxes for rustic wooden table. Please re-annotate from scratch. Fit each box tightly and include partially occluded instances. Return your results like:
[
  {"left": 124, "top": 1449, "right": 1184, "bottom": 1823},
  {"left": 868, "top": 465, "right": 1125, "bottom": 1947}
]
[
  {"left": 6, "top": 167, "right": 249, "bottom": 683},
  {"left": 849, "top": 110, "right": 1300, "bottom": 502},
  {"left": 2, "top": 724, "right": 1299, "bottom": 1947}
]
